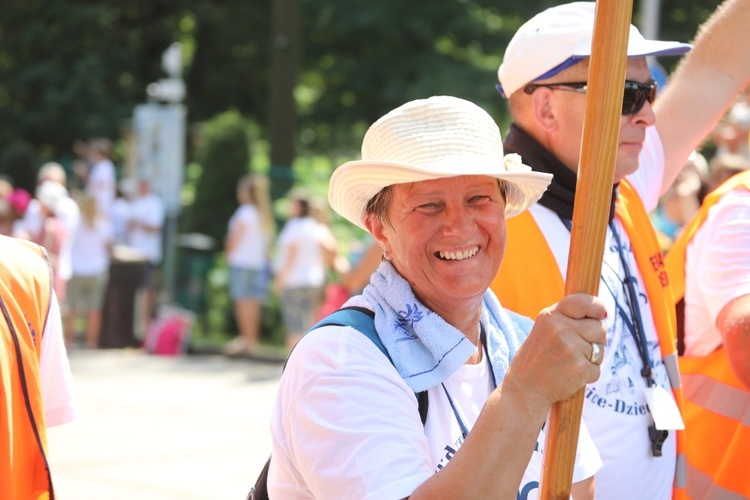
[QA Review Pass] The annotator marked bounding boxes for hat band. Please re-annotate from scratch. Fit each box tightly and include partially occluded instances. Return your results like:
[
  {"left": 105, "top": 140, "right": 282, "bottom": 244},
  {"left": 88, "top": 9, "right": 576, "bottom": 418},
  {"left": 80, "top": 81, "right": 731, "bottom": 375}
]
[{"left": 497, "top": 56, "right": 587, "bottom": 98}]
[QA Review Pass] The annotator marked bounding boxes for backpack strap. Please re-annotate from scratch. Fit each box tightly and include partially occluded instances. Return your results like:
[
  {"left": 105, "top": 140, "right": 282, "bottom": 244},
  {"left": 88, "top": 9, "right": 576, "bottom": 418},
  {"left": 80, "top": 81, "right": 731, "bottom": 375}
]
[
  {"left": 248, "top": 307, "right": 430, "bottom": 500},
  {"left": 311, "top": 306, "right": 428, "bottom": 425},
  {"left": 311, "top": 306, "right": 388, "bottom": 359}
]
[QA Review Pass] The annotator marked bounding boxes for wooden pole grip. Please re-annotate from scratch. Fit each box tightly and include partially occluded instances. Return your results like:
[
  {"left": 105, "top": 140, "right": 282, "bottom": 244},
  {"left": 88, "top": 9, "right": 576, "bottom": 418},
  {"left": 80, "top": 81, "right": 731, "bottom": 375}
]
[{"left": 539, "top": 0, "right": 634, "bottom": 498}]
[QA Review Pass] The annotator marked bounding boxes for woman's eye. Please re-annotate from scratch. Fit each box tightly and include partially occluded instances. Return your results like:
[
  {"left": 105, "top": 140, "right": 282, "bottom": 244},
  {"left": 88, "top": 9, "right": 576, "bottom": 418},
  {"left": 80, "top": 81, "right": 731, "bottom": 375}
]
[{"left": 417, "top": 202, "right": 442, "bottom": 212}]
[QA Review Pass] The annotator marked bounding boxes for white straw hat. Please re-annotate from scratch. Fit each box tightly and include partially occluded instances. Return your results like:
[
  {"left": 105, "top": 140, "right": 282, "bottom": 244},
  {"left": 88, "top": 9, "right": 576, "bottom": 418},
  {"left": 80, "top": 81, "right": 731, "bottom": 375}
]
[
  {"left": 497, "top": 2, "right": 692, "bottom": 98},
  {"left": 328, "top": 95, "right": 552, "bottom": 231}
]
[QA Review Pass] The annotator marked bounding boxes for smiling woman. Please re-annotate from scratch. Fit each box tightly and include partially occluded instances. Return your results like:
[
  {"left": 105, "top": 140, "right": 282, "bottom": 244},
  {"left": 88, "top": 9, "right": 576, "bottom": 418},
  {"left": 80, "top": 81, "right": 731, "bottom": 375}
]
[{"left": 266, "top": 95, "right": 609, "bottom": 499}]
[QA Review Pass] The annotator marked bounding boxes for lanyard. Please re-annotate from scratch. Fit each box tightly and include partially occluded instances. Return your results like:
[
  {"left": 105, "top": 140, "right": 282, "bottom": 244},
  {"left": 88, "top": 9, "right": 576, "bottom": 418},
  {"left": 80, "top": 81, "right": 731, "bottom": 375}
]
[
  {"left": 560, "top": 216, "right": 667, "bottom": 456},
  {"left": 441, "top": 325, "right": 494, "bottom": 440},
  {"left": 559, "top": 216, "right": 654, "bottom": 385},
  {"left": 608, "top": 220, "right": 655, "bottom": 386}
]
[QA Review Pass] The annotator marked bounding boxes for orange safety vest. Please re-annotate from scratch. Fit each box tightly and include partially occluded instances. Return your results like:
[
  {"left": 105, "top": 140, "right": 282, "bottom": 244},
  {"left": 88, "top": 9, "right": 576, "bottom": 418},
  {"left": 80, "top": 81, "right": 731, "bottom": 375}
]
[
  {"left": 492, "top": 179, "right": 687, "bottom": 499},
  {"left": 0, "top": 236, "right": 55, "bottom": 500},
  {"left": 665, "top": 170, "right": 750, "bottom": 500}
]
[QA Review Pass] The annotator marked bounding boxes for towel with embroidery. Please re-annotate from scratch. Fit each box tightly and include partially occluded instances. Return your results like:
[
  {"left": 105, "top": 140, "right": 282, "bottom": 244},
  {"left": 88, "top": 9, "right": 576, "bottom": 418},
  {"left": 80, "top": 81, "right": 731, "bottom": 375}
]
[{"left": 362, "top": 260, "right": 533, "bottom": 393}]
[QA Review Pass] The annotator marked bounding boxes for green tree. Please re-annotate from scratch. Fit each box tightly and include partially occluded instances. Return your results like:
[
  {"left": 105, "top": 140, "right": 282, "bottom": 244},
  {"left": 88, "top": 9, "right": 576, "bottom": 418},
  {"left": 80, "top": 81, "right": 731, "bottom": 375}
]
[
  {"left": 0, "top": 0, "right": 730, "bottom": 170},
  {"left": 181, "top": 109, "right": 250, "bottom": 244},
  {"left": 0, "top": 1, "right": 182, "bottom": 161}
]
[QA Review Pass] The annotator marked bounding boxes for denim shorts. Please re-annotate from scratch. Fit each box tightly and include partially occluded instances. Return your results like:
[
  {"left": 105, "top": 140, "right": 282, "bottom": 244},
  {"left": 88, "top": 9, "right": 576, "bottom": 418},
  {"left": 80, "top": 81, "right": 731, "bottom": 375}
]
[
  {"left": 229, "top": 266, "right": 269, "bottom": 300},
  {"left": 280, "top": 286, "right": 322, "bottom": 333}
]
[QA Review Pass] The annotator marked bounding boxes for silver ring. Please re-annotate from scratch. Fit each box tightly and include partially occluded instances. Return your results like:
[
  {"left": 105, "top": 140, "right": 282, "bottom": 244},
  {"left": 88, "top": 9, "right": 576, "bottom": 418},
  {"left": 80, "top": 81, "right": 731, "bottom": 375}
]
[{"left": 590, "top": 342, "right": 602, "bottom": 364}]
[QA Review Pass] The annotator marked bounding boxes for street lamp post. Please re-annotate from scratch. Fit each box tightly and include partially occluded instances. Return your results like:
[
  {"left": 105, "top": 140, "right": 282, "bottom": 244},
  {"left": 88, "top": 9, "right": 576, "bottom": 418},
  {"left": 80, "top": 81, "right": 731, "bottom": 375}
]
[{"left": 134, "top": 42, "right": 187, "bottom": 305}]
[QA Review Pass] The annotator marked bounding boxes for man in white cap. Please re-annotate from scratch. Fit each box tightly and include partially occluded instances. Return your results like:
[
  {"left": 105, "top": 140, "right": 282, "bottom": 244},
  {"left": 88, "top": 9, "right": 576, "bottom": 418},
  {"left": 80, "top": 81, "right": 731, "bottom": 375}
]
[
  {"left": 268, "top": 95, "right": 608, "bottom": 498},
  {"left": 490, "top": 1, "right": 750, "bottom": 499}
]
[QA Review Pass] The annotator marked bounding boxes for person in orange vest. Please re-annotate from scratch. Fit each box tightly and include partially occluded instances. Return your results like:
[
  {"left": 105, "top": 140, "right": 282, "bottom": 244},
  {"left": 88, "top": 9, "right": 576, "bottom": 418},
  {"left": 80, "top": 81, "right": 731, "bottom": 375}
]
[
  {"left": 490, "top": 1, "right": 750, "bottom": 498},
  {"left": 0, "top": 235, "right": 78, "bottom": 499},
  {"left": 666, "top": 167, "right": 750, "bottom": 500}
]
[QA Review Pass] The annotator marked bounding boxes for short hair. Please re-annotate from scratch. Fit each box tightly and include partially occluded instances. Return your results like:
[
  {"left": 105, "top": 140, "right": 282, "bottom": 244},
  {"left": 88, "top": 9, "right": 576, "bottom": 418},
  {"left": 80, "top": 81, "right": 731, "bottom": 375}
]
[
  {"left": 297, "top": 197, "right": 310, "bottom": 217},
  {"left": 37, "top": 162, "right": 66, "bottom": 185},
  {"left": 89, "top": 138, "right": 113, "bottom": 157},
  {"left": 364, "top": 185, "right": 395, "bottom": 229}
]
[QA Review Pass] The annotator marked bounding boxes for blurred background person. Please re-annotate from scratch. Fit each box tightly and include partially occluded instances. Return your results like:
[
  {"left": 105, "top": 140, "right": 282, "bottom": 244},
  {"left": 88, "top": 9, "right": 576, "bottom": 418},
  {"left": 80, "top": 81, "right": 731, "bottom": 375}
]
[
  {"left": 0, "top": 176, "right": 15, "bottom": 236},
  {"left": 70, "top": 139, "right": 91, "bottom": 193},
  {"left": 18, "top": 163, "right": 81, "bottom": 306},
  {"left": 31, "top": 181, "right": 71, "bottom": 303},
  {"left": 85, "top": 138, "right": 117, "bottom": 220},
  {"left": 340, "top": 239, "right": 384, "bottom": 294},
  {"left": 128, "top": 176, "right": 165, "bottom": 333},
  {"left": 110, "top": 177, "right": 136, "bottom": 245},
  {"left": 710, "top": 86, "right": 750, "bottom": 160},
  {"left": 65, "top": 193, "right": 113, "bottom": 349},
  {"left": 651, "top": 150, "right": 709, "bottom": 251},
  {"left": 224, "top": 174, "right": 274, "bottom": 357},
  {"left": 310, "top": 197, "right": 343, "bottom": 273},
  {"left": 273, "top": 190, "right": 325, "bottom": 352},
  {"left": 0, "top": 174, "right": 13, "bottom": 199},
  {"left": 7, "top": 187, "right": 32, "bottom": 237},
  {"left": 0, "top": 198, "right": 13, "bottom": 236},
  {"left": 707, "top": 152, "right": 750, "bottom": 193},
  {"left": 309, "top": 197, "right": 353, "bottom": 320}
]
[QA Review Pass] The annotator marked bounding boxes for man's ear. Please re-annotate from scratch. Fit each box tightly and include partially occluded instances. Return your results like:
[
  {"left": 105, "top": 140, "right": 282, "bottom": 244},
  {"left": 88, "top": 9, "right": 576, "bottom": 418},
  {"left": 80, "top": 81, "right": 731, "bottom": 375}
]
[{"left": 532, "top": 89, "right": 559, "bottom": 132}]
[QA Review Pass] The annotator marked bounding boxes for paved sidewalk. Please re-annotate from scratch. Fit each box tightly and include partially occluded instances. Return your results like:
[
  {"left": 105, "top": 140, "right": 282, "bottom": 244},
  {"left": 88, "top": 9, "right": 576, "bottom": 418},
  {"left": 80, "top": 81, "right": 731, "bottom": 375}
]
[{"left": 47, "top": 349, "right": 283, "bottom": 500}]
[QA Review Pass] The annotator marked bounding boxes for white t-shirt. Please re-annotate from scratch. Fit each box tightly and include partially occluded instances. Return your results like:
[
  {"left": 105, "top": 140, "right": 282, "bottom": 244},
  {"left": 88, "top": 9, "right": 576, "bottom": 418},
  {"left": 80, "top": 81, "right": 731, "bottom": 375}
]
[
  {"left": 87, "top": 158, "right": 116, "bottom": 217},
  {"left": 110, "top": 197, "right": 132, "bottom": 245},
  {"left": 128, "top": 193, "right": 165, "bottom": 265},
  {"left": 40, "top": 291, "right": 79, "bottom": 426},
  {"left": 684, "top": 189, "right": 750, "bottom": 356},
  {"left": 226, "top": 204, "right": 267, "bottom": 269},
  {"left": 275, "top": 216, "right": 325, "bottom": 289},
  {"left": 269, "top": 298, "right": 601, "bottom": 499},
  {"left": 71, "top": 218, "right": 112, "bottom": 276},
  {"left": 52, "top": 196, "right": 80, "bottom": 282},
  {"left": 525, "top": 126, "right": 678, "bottom": 499},
  {"left": 21, "top": 196, "right": 80, "bottom": 282}
]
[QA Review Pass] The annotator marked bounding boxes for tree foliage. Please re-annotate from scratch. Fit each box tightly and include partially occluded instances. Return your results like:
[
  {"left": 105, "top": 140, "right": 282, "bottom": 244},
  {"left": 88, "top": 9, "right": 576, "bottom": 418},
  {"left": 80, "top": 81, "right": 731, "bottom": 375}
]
[
  {"left": 0, "top": 1, "right": 180, "bottom": 160},
  {"left": 0, "top": 0, "right": 727, "bottom": 172},
  {"left": 181, "top": 109, "right": 249, "bottom": 244}
]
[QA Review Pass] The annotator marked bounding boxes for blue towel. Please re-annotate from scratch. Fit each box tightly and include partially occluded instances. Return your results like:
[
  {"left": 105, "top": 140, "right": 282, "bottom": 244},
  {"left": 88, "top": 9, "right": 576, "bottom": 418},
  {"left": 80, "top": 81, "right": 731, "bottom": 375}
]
[{"left": 362, "top": 261, "right": 533, "bottom": 393}]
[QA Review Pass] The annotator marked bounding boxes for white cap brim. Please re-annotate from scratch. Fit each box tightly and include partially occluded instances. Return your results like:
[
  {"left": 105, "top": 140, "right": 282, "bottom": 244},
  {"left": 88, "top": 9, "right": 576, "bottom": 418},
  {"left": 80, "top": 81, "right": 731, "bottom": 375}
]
[{"left": 497, "top": 2, "right": 692, "bottom": 98}]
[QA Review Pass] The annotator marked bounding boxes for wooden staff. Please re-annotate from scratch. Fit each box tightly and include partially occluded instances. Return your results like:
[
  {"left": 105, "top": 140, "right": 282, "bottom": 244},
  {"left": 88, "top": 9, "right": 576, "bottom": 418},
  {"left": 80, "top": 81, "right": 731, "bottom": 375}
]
[{"left": 539, "top": 0, "right": 633, "bottom": 498}]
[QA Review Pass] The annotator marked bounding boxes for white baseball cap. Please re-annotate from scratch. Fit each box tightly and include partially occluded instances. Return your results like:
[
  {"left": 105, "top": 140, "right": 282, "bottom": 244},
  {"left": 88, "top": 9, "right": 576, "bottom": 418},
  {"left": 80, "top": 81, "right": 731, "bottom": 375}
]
[
  {"left": 497, "top": 2, "right": 692, "bottom": 98},
  {"left": 328, "top": 96, "right": 552, "bottom": 231}
]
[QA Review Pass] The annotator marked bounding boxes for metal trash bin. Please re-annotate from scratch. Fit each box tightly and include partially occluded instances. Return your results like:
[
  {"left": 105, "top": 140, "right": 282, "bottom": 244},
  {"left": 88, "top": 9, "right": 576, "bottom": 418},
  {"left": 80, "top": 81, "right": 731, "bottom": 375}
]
[{"left": 175, "top": 233, "right": 216, "bottom": 316}]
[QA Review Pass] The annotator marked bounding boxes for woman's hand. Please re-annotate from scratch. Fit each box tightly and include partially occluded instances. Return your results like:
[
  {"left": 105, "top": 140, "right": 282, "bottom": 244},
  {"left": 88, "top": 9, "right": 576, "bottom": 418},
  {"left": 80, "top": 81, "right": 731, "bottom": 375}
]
[{"left": 504, "top": 293, "right": 607, "bottom": 412}]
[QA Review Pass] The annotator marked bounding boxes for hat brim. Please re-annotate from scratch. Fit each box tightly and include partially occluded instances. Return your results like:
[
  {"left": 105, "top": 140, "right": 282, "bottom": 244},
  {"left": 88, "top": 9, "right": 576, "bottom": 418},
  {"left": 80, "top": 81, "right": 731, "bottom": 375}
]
[
  {"left": 328, "top": 159, "right": 552, "bottom": 231},
  {"left": 498, "top": 39, "right": 692, "bottom": 98}
]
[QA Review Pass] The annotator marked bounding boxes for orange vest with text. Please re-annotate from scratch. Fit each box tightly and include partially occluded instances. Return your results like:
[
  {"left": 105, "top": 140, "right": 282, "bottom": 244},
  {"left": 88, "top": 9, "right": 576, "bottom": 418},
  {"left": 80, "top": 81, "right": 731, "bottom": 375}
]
[
  {"left": 491, "top": 180, "right": 687, "bottom": 499},
  {"left": 665, "top": 170, "right": 750, "bottom": 500},
  {"left": 0, "top": 236, "right": 55, "bottom": 500}
]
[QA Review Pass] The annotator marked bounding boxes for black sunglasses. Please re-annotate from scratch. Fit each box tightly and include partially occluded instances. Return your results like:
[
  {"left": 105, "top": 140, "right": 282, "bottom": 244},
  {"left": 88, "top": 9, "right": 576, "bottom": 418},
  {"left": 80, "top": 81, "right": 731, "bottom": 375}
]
[{"left": 522, "top": 79, "right": 658, "bottom": 115}]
